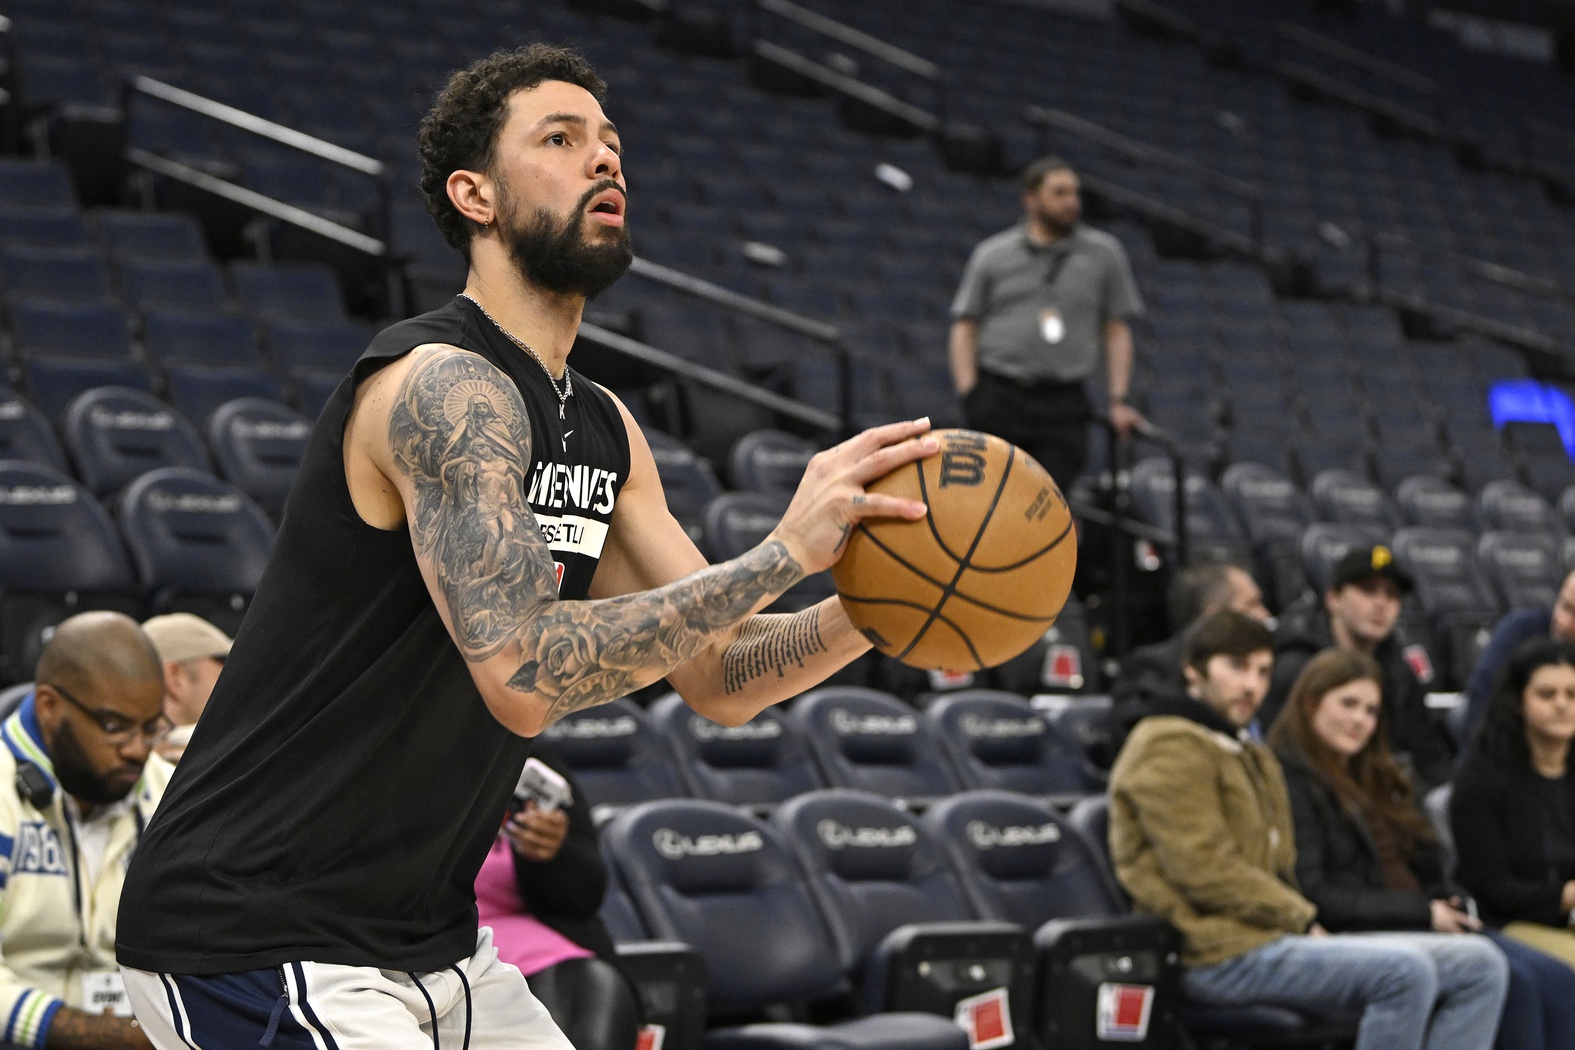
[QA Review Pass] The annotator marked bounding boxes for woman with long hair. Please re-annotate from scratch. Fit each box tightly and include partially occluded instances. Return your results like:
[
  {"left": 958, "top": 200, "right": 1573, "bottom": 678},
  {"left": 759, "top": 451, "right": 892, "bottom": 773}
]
[
  {"left": 1272, "top": 647, "right": 1575, "bottom": 1050},
  {"left": 1454, "top": 637, "right": 1575, "bottom": 971}
]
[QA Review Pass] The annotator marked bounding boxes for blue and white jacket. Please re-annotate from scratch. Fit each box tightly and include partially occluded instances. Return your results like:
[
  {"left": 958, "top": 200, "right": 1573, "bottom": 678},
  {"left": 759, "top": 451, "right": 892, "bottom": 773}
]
[{"left": 0, "top": 696, "right": 171, "bottom": 1048}]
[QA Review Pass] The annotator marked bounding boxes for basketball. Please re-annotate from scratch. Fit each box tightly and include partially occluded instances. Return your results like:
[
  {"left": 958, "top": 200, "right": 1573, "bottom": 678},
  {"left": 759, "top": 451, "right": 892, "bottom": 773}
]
[{"left": 832, "top": 429, "right": 1077, "bottom": 672}]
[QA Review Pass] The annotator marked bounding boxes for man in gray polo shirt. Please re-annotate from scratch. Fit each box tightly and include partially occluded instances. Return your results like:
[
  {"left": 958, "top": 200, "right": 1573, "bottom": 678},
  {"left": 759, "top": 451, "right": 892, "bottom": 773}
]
[{"left": 949, "top": 156, "right": 1145, "bottom": 486}]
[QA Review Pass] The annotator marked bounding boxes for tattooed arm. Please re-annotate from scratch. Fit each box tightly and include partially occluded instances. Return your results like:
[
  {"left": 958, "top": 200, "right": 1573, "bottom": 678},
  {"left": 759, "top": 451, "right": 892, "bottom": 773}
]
[{"left": 348, "top": 345, "right": 933, "bottom": 735}]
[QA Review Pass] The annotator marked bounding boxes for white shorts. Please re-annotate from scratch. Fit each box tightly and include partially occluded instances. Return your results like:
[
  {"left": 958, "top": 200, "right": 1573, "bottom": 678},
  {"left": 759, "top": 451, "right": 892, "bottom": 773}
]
[{"left": 122, "top": 928, "right": 575, "bottom": 1050}]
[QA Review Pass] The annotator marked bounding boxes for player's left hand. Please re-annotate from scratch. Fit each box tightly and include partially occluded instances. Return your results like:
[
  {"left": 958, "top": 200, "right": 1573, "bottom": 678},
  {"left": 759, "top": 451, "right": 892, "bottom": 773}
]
[
  {"left": 504, "top": 803, "right": 569, "bottom": 863},
  {"left": 1110, "top": 402, "right": 1145, "bottom": 440}
]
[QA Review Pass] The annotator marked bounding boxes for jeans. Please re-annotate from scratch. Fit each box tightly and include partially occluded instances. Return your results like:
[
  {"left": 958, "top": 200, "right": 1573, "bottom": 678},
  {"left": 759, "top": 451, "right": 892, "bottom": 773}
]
[
  {"left": 1183, "top": 932, "right": 1509, "bottom": 1050},
  {"left": 1487, "top": 929, "right": 1575, "bottom": 1050}
]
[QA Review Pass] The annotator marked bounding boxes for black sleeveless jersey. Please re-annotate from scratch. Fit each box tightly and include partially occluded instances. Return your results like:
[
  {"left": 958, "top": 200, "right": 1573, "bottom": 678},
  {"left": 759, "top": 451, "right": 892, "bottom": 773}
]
[{"left": 116, "top": 297, "right": 630, "bottom": 974}]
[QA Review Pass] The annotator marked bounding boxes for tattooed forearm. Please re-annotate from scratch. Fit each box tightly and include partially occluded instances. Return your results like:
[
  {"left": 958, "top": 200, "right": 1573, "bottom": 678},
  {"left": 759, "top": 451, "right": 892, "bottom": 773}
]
[
  {"left": 720, "top": 608, "right": 828, "bottom": 694},
  {"left": 43, "top": 1008, "right": 150, "bottom": 1050},
  {"left": 510, "top": 541, "right": 803, "bottom": 724},
  {"left": 389, "top": 350, "right": 806, "bottom": 724}
]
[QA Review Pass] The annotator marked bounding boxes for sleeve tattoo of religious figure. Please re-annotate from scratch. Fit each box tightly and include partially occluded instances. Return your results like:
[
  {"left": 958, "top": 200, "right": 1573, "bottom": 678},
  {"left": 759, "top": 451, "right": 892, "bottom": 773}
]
[
  {"left": 389, "top": 350, "right": 806, "bottom": 723},
  {"left": 721, "top": 609, "right": 828, "bottom": 694}
]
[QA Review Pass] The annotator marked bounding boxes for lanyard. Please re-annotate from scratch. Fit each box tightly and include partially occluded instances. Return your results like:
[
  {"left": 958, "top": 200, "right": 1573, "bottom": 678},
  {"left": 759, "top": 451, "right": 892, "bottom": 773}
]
[{"left": 1042, "top": 247, "right": 1076, "bottom": 291}]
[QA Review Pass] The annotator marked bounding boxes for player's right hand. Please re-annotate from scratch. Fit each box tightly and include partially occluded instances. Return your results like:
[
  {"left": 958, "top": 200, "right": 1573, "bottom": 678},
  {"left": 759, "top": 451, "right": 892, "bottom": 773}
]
[{"left": 768, "top": 418, "right": 938, "bottom": 575}]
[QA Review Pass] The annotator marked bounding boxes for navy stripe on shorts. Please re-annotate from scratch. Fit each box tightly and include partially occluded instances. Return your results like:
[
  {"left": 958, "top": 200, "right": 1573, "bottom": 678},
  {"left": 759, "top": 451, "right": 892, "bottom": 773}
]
[{"left": 159, "top": 967, "right": 339, "bottom": 1050}]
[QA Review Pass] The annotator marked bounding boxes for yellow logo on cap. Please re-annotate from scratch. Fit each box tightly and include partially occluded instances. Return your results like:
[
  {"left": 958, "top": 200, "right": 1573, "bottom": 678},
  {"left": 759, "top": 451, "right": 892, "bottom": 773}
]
[{"left": 1372, "top": 546, "right": 1394, "bottom": 570}]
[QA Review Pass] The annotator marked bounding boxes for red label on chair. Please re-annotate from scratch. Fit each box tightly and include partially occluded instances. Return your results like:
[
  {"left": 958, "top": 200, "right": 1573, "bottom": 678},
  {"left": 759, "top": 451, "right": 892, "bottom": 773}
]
[
  {"left": 953, "top": 987, "right": 1014, "bottom": 1050},
  {"left": 1096, "top": 983, "right": 1153, "bottom": 1042},
  {"left": 929, "top": 669, "right": 975, "bottom": 690},
  {"left": 1041, "top": 644, "right": 1085, "bottom": 690},
  {"left": 1403, "top": 643, "right": 1434, "bottom": 684},
  {"left": 635, "top": 1025, "right": 665, "bottom": 1050}
]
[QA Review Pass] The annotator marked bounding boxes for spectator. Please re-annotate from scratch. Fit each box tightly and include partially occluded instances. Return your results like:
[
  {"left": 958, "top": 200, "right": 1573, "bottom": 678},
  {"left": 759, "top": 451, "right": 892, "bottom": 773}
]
[
  {"left": 1266, "top": 544, "right": 1454, "bottom": 790},
  {"left": 1453, "top": 638, "right": 1575, "bottom": 971},
  {"left": 948, "top": 156, "right": 1146, "bottom": 486},
  {"left": 1111, "top": 562, "right": 1269, "bottom": 753},
  {"left": 1272, "top": 647, "right": 1575, "bottom": 1050},
  {"left": 1459, "top": 569, "right": 1575, "bottom": 750},
  {"left": 475, "top": 746, "right": 639, "bottom": 1050},
  {"left": 140, "top": 614, "right": 230, "bottom": 764},
  {"left": 1110, "top": 609, "right": 1507, "bottom": 1050},
  {"left": 0, "top": 611, "right": 169, "bottom": 1050}
]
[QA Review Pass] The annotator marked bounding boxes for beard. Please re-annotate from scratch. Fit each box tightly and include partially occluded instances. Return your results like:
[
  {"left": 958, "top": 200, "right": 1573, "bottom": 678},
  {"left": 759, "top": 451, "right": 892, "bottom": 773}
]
[
  {"left": 501, "top": 179, "right": 633, "bottom": 299},
  {"left": 51, "top": 718, "right": 136, "bottom": 807}
]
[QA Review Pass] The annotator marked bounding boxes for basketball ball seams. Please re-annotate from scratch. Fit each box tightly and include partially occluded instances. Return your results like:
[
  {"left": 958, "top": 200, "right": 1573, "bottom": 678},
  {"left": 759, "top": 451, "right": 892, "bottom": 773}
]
[
  {"left": 966, "top": 515, "right": 1076, "bottom": 573},
  {"left": 850, "top": 522, "right": 953, "bottom": 592},
  {"left": 895, "top": 445, "right": 1016, "bottom": 663},
  {"left": 837, "top": 596, "right": 987, "bottom": 669},
  {"left": 913, "top": 457, "right": 968, "bottom": 564}
]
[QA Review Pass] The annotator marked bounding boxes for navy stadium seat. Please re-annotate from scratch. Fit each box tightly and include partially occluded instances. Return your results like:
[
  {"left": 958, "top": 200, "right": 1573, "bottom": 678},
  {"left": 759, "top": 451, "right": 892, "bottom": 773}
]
[
  {"left": 115, "top": 468, "right": 275, "bottom": 635},
  {"left": 538, "top": 698, "right": 692, "bottom": 820},
  {"left": 1478, "top": 478, "right": 1564, "bottom": 537},
  {"left": 0, "top": 206, "right": 91, "bottom": 248},
  {"left": 9, "top": 299, "right": 133, "bottom": 360},
  {"left": 118, "top": 258, "right": 229, "bottom": 313},
  {"left": 0, "top": 246, "right": 111, "bottom": 303},
  {"left": 1300, "top": 522, "right": 1390, "bottom": 593},
  {"left": 772, "top": 790, "right": 1034, "bottom": 1024},
  {"left": 0, "top": 461, "right": 142, "bottom": 682},
  {"left": 1391, "top": 527, "right": 1501, "bottom": 689},
  {"left": 205, "top": 398, "right": 312, "bottom": 519},
  {"left": 1478, "top": 531, "right": 1562, "bottom": 611},
  {"left": 62, "top": 388, "right": 210, "bottom": 499},
  {"left": 142, "top": 310, "right": 262, "bottom": 369},
  {"left": 165, "top": 367, "right": 289, "bottom": 431},
  {"left": 1309, "top": 469, "right": 1404, "bottom": 532},
  {"left": 728, "top": 429, "right": 816, "bottom": 497},
  {"left": 265, "top": 318, "right": 372, "bottom": 377},
  {"left": 0, "top": 392, "right": 67, "bottom": 472},
  {"left": 650, "top": 692, "right": 825, "bottom": 810},
  {"left": 702, "top": 491, "right": 832, "bottom": 610},
  {"left": 603, "top": 799, "right": 970, "bottom": 1050},
  {"left": 1219, "top": 462, "right": 1315, "bottom": 610},
  {"left": 293, "top": 373, "right": 344, "bottom": 420},
  {"left": 0, "top": 161, "right": 76, "bottom": 208},
  {"left": 230, "top": 261, "right": 346, "bottom": 322},
  {"left": 925, "top": 690, "right": 1097, "bottom": 801},
  {"left": 1129, "top": 458, "right": 1250, "bottom": 566},
  {"left": 791, "top": 687, "right": 963, "bottom": 804},
  {"left": 95, "top": 210, "right": 208, "bottom": 260},
  {"left": 24, "top": 362, "right": 154, "bottom": 424},
  {"left": 1396, "top": 475, "right": 1479, "bottom": 533}
]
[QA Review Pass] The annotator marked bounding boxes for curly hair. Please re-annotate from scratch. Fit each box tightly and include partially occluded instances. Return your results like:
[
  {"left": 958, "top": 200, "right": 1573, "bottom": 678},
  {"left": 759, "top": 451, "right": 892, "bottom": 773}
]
[
  {"left": 417, "top": 45, "right": 608, "bottom": 256},
  {"left": 1475, "top": 637, "right": 1575, "bottom": 768},
  {"left": 1267, "top": 647, "right": 1435, "bottom": 852}
]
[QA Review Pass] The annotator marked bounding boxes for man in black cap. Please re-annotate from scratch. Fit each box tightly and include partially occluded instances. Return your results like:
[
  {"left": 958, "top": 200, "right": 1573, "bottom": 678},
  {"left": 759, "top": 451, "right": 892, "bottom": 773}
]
[{"left": 1264, "top": 544, "right": 1455, "bottom": 789}]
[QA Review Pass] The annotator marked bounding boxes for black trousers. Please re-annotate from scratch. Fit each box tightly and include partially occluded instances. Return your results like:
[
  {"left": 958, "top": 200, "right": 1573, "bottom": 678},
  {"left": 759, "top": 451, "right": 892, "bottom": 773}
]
[{"left": 962, "top": 370, "right": 1091, "bottom": 487}]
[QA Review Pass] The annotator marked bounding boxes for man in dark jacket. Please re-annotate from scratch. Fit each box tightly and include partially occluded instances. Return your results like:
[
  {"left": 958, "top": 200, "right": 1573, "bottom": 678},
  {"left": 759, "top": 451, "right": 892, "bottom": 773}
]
[
  {"left": 1263, "top": 546, "right": 1455, "bottom": 790},
  {"left": 1458, "top": 569, "right": 1575, "bottom": 749}
]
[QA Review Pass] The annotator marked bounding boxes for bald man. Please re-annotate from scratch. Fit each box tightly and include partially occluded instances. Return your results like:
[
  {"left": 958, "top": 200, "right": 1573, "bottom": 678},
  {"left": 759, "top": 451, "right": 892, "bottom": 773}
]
[{"left": 0, "top": 612, "right": 169, "bottom": 1050}]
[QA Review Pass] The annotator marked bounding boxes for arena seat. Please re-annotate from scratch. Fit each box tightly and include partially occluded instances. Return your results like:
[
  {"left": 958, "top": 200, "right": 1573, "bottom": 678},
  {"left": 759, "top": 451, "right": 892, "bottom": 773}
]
[
  {"left": 0, "top": 461, "right": 142, "bottom": 683},
  {"left": 603, "top": 798, "right": 970, "bottom": 1050},
  {"left": 1391, "top": 527, "right": 1501, "bottom": 690},
  {"left": 0, "top": 206, "right": 91, "bottom": 249},
  {"left": 1396, "top": 474, "right": 1479, "bottom": 533},
  {"left": 702, "top": 491, "right": 833, "bottom": 610},
  {"left": 1308, "top": 469, "right": 1404, "bottom": 533},
  {"left": 9, "top": 299, "right": 134, "bottom": 360},
  {"left": 1477, "top": 478, "right": 1565, "bottom": 538},
  {"left": 728, "top": 429, "right": 817, "bottom": 497},
  {"left": 24, "top": 361, "right": 155, "bottom": 425},
  {"left": 292, "top": 373, "right": 343, "bottom": 420},
  {"left": 1129, "top": 458, "right": 1250, "bottom": 567},
  {"left": 205, "top": 397, "right": 312, "bottom": 519},
  {"left": 538, "top": 698, "right": 693, "bottom": 821},
  {"left": 791, "top": 687, "right": 962, "bottom": 805},
  {"left": 166, "top": 368, "right": 289, "bottom": 432},
  {"left": 95, "top": 210, "right": 208, "bottom": 261},
  {"left": 62, "top": 387, "right": 210, "bottom": 499},
  {"left": 650, "top": 692, "right": 825, "bottom": 811},
  {"left": 117, "top": 258, "right": 230, "bottom": 313},
  {"left": 772, "top": 790, "right": 1034, "bottom": 1026},
  {"left": 230, "top": 261, "right": 347, "bottom": 322},
  {"left": 1300, "top": 522, "right": 1390, "bottom": 593},
  {"left": 1219, "top": 461, "right": 1315, "bottom": 610},
  {"left": 142, "top": 309, "right": 264, "bottom": 369},
  {"left": 0, "top": 246, "right": 111, "bottom": 303},
  {"left": 264, "top": 318, "right": 373, "bottom": 377},
  {"left": 0, "top": 160, "right": 76, "bottom": 209},
  {"left": 116, "top": 467, "right": 274, "bottom": 635},
  {"left": 924, "top": 691, "right": 1097, "bottom": 802},
  {"left": 1477, "top": 531, "right": 1562, "bottom": 611},
  {"left": 0, "top": 391, "right": 68, "bottom": 472}
]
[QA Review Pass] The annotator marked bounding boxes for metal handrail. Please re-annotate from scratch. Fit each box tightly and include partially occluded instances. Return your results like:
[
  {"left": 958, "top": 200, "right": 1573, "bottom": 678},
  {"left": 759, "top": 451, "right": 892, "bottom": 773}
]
[
  {"left": 1024, "top": 105, "right": 1266, "bottom": 252},
  {"left": 1276, "top": 22, "right": 1439, "bottom": 98},
  {"left": 1368, "top": 231, "right": 1575, "bottom": 305},
  {"left": 758, "top": 0, "right": 939, "bottom": 80},
  {"left": 625, "top": 256, "right": 856, "bottom": 437},
  {"left": 1275, "top": 59, "right": 1443, "bottom": 138},
  {"left": 1078, "top": 170, "right": 1256, "bottom": 256},
  {"left": 750, "top": 39, "right": 939, "bottom": 134}
]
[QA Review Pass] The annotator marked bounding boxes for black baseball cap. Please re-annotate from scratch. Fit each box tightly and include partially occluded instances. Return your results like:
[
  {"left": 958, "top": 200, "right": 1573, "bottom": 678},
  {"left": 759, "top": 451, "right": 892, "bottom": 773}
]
[{"left": 1330, "top": 544, "right": 1413, "bottom": 594}]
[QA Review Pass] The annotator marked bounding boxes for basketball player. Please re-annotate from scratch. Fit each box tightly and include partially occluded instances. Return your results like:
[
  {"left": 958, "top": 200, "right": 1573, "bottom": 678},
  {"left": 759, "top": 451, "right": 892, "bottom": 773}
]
[{"left": 114, "top": 45, "right": 936, "bottom": 1049}]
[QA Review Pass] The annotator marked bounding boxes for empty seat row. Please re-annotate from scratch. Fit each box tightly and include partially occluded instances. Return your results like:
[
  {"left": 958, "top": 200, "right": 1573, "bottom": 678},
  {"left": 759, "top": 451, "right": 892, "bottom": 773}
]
[{"left": 541, "top": 688, "right": 1106, "bottom": 820}]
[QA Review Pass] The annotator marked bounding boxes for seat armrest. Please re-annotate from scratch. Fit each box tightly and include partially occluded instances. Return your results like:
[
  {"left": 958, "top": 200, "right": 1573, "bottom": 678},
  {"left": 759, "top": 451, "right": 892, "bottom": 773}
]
[
  {"left": 861, "top": 920, "right": 1034, "bottom": 1023},
  {"left": 614, "top": 941, "right": 708, "bottom": 1050}
]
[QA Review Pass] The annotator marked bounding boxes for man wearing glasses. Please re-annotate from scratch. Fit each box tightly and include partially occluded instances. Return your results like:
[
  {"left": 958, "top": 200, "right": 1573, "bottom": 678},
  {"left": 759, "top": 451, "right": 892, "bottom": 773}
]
[{"left": 0, "top": 611, "right": 168, "bottom": 1050}]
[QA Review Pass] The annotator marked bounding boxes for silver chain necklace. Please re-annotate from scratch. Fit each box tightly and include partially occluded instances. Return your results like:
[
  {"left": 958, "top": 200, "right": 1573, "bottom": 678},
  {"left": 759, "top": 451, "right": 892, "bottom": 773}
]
[{"left": 458, "top": 293, "right": 573, "bottom": 420}]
